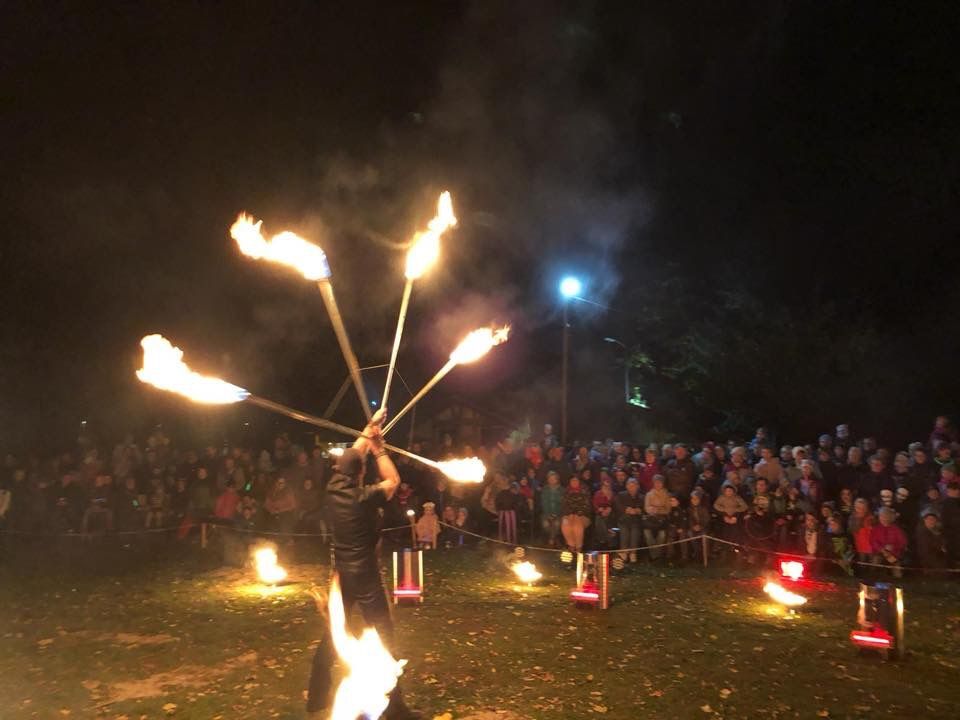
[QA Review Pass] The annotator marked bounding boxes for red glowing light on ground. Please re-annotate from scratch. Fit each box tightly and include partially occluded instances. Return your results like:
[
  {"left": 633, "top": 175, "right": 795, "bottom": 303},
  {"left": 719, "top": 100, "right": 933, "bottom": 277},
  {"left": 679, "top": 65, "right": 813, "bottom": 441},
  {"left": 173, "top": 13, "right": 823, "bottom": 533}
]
[
  {"left": 779, "top": 560, "right": 804, "bottom": 581},
  {"left": 850, "top": 629, "right": 893, "bottom": 648}
]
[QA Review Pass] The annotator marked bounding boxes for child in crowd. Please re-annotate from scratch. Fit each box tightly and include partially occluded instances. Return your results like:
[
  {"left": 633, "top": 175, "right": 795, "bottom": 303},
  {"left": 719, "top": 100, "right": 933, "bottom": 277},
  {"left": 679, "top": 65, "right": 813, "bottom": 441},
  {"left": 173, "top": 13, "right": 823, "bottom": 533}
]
[
  {"left": 453, "top": 507, "right": 472, "bottom": 545},
  {"left": 438, "top": 505, "right": 457, "bottom": 548},
  {"left": 687, "top": 489, "right": 712, "bottom": 561},
  {"left": 714, "top": 482, "right": 748, "bottom": 561},
  {"left": 667, "top": 494, "right": 688, "bottom": 561},
  {"left": 838, "top": 487, "right": 854, "bottom": 522},
  {"left": 826, "top": 514, "right": 854, "bottom": 575},
  {"left": 416, "top": 501, "right": 439, "bottom": 549},
  {"left": 495, "top": 481, "right": 523, "bottom": 545},
  {"left": 540, "top": 471, "right": 564, "bottom": 547},
  {"left": 801, "top": 512, "right": 825, "bottom": 561},
  {"left": 871, "top": 507, "right": 907, "bottom": 578}
]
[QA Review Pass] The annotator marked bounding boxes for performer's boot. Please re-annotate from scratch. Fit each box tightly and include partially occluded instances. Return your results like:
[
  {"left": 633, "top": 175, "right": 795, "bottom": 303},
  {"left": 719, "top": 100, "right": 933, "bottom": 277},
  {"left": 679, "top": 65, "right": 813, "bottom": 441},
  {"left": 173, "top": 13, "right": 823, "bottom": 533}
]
[{"left": 382, "top": 684, "right": 423, "bottom": 720}]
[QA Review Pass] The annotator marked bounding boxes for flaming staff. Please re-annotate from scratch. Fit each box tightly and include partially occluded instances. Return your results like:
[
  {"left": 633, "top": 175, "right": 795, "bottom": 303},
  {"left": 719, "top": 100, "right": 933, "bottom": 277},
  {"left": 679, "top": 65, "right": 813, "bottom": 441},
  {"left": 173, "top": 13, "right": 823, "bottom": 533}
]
[
  {"left": 327, "top": 573, "right": 406, "bottom": 720},
  {"left": 230, "top": 213, "right": 372, "bottom": 421},
  {"left": 382, "top": 325, "right": 510, "bottom": 436},
  {"left": 382, "top": 192, "right": 457, "bottom": 410},
  {"left": 136, "top": 335, "right": 484, "bottom": 482}
]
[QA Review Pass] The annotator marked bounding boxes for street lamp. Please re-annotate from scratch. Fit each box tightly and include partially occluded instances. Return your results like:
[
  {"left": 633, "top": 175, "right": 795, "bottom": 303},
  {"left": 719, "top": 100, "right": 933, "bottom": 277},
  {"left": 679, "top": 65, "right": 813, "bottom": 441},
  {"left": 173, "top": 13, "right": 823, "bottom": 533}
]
[
  {"left": 559, "top": 276, "right": 582, "bottom": 299},
  {"left": 558, "top": 276, "right": 582, "bottom": 444}
]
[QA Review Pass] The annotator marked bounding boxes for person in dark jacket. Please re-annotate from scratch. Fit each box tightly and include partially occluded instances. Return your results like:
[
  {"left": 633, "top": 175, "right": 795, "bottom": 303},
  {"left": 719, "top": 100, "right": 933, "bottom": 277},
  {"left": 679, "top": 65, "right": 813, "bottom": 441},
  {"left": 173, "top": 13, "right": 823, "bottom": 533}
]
[
  {"left": 908, "top": 447, "right": 939, "bottom": 496},
  {"left": 615, "top": 478, "right": 644, "bottom": 562},
  {"left": 836, "top": 447, "right": 867, "bottom": 496},
  {"left": 915, "top": 509, "right": 948, "bottom": 571},
  {"left": 306, "top": 409, "right": 420, "bottom": 719},
  {"left": 665, "top": 444, "right": 696, "bottom": 502},
  {"left": 538, "top": 446, "right": 574, "bottom": 488},
  {"left": 858, "top": 455, "right": 894, "bottom": 503},
  {"left": 495, "top": 481, "right": 525, "bottom": 545},
  {"left": 941, "top": 481, "right": 960, "bottom": 566}
]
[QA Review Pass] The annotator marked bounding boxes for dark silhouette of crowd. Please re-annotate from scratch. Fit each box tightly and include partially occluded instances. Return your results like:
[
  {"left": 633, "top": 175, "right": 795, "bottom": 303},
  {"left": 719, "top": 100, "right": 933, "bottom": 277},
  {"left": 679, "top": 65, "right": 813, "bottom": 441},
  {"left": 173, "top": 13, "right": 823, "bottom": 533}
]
[{"left": 2, "top": 416, "right": 958, "bottom": 577}]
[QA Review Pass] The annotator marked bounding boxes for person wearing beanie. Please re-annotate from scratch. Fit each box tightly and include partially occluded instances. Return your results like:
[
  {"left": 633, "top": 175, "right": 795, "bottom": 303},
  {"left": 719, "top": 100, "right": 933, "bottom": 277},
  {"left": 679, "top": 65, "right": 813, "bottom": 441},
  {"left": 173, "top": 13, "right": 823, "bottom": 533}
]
[{"left": 306, "top": 408, "right": 421, "bottom": 719}]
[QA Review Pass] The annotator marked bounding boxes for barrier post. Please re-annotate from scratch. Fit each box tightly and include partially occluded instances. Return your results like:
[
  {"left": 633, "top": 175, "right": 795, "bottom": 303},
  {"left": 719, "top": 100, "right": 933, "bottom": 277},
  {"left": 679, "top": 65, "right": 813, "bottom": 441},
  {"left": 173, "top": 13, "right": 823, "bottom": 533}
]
[
  {"left": 201, "top": 522, "right": 208, "bottom": 549},
  {"left": 702, "top": 534, "right": 708, "bottom": 568}
]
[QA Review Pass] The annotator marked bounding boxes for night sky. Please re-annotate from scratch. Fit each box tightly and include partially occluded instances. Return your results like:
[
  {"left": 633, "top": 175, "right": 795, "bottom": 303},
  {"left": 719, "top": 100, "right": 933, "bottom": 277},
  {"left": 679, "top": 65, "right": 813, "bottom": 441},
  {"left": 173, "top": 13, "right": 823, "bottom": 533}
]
[{"left": 3, "top": 1, "right": 958, "bottom": 450}]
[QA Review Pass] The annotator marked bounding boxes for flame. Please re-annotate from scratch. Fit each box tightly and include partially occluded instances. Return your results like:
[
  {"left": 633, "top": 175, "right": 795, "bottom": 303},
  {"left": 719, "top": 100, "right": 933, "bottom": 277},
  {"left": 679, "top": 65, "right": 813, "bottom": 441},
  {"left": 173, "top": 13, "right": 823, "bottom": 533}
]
[
  {"left": 512, "top": 561, "right": 542, "bottom": 584},
  {"left": 763, "top": 581, "right": 807, "bottom": 608},
  {"left": 231, "top": 213, "right": 330, "bottom": 280},
  {"left": 328, "top": 573, "right": 406, "bottom": 720},
  {"left": 405, "top": 191, "right": 457, "bottom": 280},
  {"left": 434, "top": 457, "right": 486, "bottom": 483},
  {"left": 253, "top": 546, "right": 287, "bottom": 585},
  {"left": 136, "top": 334, "right": 249, "bottom": 404},
  {"left": 779, "top": 560, "right": 804, "bottom": 582},
  {"left": 449, "top": 325, "right": 510, "bottom": 365}
]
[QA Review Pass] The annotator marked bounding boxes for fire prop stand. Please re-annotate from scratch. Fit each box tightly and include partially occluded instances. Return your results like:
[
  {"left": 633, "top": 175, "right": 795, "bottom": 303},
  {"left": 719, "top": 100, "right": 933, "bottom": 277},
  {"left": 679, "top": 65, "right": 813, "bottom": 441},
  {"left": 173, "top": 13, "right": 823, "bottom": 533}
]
[
  {"left": 850, "top": 582, "right": 905, "bottom": 660},
  {"left": 570, "top": 551, "right": 611, "bottom": 609},
  {"left": 392, "top": 549, "right": 425, "bottom": 604}
]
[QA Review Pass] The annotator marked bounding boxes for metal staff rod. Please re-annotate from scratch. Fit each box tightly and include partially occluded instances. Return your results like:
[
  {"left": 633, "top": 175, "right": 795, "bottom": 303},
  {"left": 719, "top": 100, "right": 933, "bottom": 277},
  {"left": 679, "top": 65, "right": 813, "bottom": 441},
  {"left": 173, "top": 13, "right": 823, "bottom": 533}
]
[
  {"left": 381, "top": 358, "right": 456, "bottom": 436},
  {"left": 316, "top": 278, "right": 372, "bottom": 422},
  {"left": 382, "top": 279, "right": 413, "bottom": 411},
  {"left": 245, "top": 394, "right": 441, "bottom": 472}
]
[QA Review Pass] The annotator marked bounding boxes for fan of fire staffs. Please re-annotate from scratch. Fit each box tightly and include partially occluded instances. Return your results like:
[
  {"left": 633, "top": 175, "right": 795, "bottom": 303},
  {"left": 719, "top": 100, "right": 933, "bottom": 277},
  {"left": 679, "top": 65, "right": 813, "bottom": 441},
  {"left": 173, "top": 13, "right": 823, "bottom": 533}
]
[{"left": 136, "top": 191, "right": 507, "bottom": 717}]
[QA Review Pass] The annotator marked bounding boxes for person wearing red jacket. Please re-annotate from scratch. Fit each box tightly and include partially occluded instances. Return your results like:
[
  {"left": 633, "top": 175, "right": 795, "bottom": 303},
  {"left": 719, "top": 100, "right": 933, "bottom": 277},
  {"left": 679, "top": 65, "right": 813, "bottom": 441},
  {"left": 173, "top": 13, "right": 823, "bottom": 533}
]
[
  {"left": 870, "top": 507, "right": 908, "bottom": 577},
  {"left": 213, "top": 479, "right": 240, "bottom": 523}
]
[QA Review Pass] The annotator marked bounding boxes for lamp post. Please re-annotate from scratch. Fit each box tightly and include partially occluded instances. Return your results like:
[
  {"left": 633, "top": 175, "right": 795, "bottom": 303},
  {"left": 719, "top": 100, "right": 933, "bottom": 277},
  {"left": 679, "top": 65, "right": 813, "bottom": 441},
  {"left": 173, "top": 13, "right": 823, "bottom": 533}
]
[
  {"left": 603, "top": 337, "right": 630, "bottom": 404},
  {"left": 559, "top": 276, "right": 582, "bottom": 444}
]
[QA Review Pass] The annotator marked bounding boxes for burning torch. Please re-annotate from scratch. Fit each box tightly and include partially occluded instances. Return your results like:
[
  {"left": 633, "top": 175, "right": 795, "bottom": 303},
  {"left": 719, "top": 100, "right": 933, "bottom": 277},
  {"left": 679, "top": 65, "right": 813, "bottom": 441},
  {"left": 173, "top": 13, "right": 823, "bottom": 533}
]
[
  {"left": 230, "top": 213, "right": 372, "bottom": 421},
  {"left": 382, "top": 191, "right": 456, "bottom": 410},
  {"left": 136, "top": 334, "right": 484, "bottom": 483},
  {"left": 382, "top": 325, "right": 510, "bottom": 436}
]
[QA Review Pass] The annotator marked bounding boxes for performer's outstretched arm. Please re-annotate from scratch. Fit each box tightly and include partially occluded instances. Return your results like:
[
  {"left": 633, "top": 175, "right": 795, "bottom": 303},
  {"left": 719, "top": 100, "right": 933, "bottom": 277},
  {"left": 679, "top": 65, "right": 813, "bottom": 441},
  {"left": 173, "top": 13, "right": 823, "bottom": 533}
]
[
  {"left": 368, "top": 424, "right": 401, "bottom": 501},
  {"left": 352, "top": 407, "right": 387, "bottom": 455}
]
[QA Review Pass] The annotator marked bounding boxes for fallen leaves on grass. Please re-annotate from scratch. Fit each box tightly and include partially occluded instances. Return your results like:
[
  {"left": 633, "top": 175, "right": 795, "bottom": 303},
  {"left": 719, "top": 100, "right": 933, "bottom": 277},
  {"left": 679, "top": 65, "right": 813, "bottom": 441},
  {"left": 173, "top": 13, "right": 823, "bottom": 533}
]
[{"left": 99, "top": 651, "right": 257, "bottom": 705}]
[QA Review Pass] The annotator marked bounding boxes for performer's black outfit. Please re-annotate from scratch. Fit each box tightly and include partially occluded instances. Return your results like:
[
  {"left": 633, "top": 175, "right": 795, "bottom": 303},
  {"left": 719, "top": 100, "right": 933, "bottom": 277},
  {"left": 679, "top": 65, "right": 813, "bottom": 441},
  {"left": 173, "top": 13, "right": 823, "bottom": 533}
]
[{"left": 306, "top": 448, "right": 416, "bottom": 718}]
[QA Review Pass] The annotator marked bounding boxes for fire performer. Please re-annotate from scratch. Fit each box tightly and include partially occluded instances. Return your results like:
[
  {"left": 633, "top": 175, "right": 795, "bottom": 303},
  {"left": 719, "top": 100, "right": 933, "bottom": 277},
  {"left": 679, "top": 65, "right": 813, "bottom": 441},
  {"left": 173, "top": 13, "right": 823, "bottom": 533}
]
[{"left": 306, "top": 407, "right": 421, "bottom": 719}]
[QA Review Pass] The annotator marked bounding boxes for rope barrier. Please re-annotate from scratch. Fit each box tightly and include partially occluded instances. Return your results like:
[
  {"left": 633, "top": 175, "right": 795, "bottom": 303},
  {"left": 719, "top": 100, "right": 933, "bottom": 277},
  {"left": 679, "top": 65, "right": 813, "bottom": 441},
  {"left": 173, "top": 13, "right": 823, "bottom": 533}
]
[
  {"left": 432, "top": 521, "right": 960, "bottom": 574},
  {"left": 5, "top": 517, "right": 960, "bottom": 574}
]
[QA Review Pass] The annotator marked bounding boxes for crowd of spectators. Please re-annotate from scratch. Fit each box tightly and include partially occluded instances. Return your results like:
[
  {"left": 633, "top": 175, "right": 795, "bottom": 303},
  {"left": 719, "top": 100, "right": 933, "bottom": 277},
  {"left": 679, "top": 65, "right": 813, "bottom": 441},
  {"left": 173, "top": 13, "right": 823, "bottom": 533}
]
[{"left": 2, "top": 417, "right": 959, "bottom": 577}]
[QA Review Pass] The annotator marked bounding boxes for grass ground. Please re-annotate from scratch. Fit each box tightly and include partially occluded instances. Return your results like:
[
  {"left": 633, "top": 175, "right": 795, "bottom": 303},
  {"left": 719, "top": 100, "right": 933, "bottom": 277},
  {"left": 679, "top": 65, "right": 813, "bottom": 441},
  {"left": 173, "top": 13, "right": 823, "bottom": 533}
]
[{"left": 1, "top": 538, "right": 958, "bottom": 720}]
